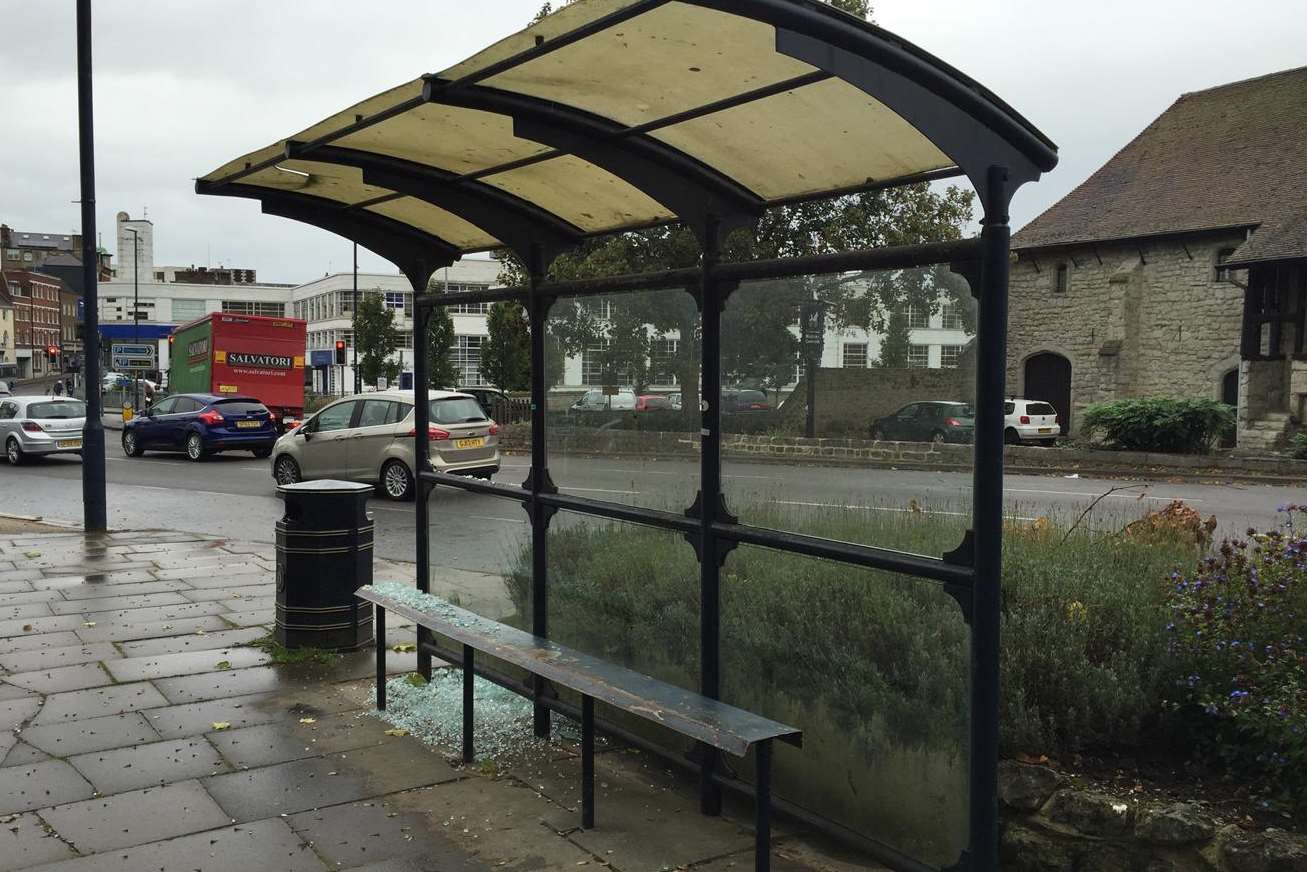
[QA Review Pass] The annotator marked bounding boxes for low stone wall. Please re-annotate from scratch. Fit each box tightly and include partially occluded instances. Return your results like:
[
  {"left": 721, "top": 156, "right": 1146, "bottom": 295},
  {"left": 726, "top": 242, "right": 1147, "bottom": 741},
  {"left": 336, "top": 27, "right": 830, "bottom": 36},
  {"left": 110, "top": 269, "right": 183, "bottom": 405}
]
[
  {"left": 497, "top": 424, "right": 1307, "bottom": 481},
  {"left": 999, "top": 761, "right": 1306, "bottom": 871}
]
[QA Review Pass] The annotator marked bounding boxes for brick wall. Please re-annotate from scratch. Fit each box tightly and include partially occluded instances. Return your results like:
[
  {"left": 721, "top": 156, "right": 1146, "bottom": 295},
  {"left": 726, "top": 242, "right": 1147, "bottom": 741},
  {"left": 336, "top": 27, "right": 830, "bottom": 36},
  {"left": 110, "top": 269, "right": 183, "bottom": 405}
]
[
  {"left": 1007, "top": 232, "right": 1246, "bottom": 433},
  {"left": 778, "top": 366, "right": 971, "bottom": 434}
]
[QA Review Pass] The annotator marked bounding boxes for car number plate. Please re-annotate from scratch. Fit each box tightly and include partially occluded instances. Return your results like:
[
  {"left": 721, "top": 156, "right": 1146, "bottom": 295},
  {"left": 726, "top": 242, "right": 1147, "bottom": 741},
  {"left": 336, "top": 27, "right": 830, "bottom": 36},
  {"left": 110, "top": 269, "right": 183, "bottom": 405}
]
[
  {"left": 236, "top": 420, "right": 261, "bottom": 429},
  {"left": 1038, "top": 427, "right": 1052, "bottom": 434},
  {"left": 455, "top": 437, "right": 485, "bottom": 449},
  {"left": 57, "top": 439, "right": 82, "bottom": 449}
]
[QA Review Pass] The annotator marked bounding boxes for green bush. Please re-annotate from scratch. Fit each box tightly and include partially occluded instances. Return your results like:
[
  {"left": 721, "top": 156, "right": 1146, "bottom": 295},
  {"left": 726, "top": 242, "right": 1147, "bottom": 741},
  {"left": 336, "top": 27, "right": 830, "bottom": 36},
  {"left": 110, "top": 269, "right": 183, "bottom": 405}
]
[
  {"left": 1292, "top": 431, "right": 1307, "bottom": 459},
  {"left": 1080, "top": 397, "right": 1235, "bottom": 453},
  {"left": 506, "top": 504, "right": 1197, "bottom": 757},
  {"left": 1165, "top": 508, "right": 1307, "bottom": 803}
]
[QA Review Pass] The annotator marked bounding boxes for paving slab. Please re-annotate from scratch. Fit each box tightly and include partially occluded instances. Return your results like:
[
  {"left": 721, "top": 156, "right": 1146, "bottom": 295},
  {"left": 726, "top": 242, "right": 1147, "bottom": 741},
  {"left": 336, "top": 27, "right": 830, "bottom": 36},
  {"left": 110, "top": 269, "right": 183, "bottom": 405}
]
[
  {"left": 0, "top": 683, "right": 38, "bottom": 703},
  {"left": 0, "top": 760, "right": 94, "bottom": 813},
  {"left": 203, "top": 741, "right": 460, "bottom": 823},
  {"left": 48, "top": 592, "right": 191, "bottom": 616},
  {"left": 68, "top": 736, "right": 229, "bottom": 794},
  {"left": 74, "top": 614, "right": 230, "bottom": 643},
  {"left": 0, "top": 571, "right": 42, "bottom": 584},
  {"left": 179, "top": 571, "right": 273, "bottom": 590},
  {"left": 0, "top": 617, "right": 92, "bottom": 640},
  {"left": 117, "top": 626, "right": 267, "bottom": 658},
  {"left": 153, "top": 665, "right": 287, "bottom": 704},
  {"left": 143, "top": 692, "right": 281, "bottom": 739},
  {"left": 5, "top": 663, "right": 114, "bottom": 694},
  {"left": 206, "top": 714, "right": 396, "bottom": 770},
  {"left": 52, "top": 579, "right": 185, "bottom": 600},
  {"left": 2, "top": 741, "right": 50, "bottom": 767},
  {"left": 0, "top": 632, "right": 79, "bottom": 656},
  {"left": 31, "top": 570, "right": 160, "bottom": 589},
  {"left": 181, "top": 584, "right": 271, "bottom": 603},
  {"left": 287, "top": 797, "right": 480, "bottom": 872},
  {"left": 0, "top": 642, "right": 119, "bottom": 674},
  {"left": 0, "top": 604, "right": 52, "bottom": 622},
  {"left": 220, "top": 606, "right": 275, "bottom": 627},
  {"left": 154, "top": 562, "right": 267, "bottom": 580},
  {"left": 0, "top": 582, "right": 34, "bottom": 595},
  {"left": 0, "top": 696, "right": 42, "bottom": 731},
  {"left": 23, "top": 816, "right": 328, "bottom": 872},
  {"left": 104, "top": 646, "right": 270, "bottom": 683},
  {"left": 32, "top": 682, "right": 169, "bottom": 726},
  {"left": 0, "top": 590, "right": 62, "bottom": 606},
  {"left": 75, "top": 601, "right": 228, "bottom": 624},
  {"left": 38, "top": 779, "right": 233, "bottom": 854},
  {"left": 0, "top": 811, "right": 77, "bottom": 870},
  {"left": 22, "top": 712, "right": 160, "bottom": 758}
]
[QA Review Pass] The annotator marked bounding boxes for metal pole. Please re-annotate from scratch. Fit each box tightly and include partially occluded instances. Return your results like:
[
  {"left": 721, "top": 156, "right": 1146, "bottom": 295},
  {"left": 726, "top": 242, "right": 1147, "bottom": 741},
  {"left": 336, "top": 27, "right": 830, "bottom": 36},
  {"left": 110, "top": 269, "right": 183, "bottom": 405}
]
[
  {"left": 128, "top": 227, "right": 139, "bottom": 411},
  {"left": 698, "top": 215, "right": 723, "bottom": 816},
  {"left": 76, "top": 0, "right": 106, "bottom": 532},
  {"left": 412, "top": 280, "right": 433, "bottom": 680},
  {"left": 352, "top": 242, "right": 361, "bottom": 394},
  {"left": 526, "top": 243, "right": 551, "bottom": 739},
  {"left": 970, "top": 165, "right": 1010, "bottom": 871}
]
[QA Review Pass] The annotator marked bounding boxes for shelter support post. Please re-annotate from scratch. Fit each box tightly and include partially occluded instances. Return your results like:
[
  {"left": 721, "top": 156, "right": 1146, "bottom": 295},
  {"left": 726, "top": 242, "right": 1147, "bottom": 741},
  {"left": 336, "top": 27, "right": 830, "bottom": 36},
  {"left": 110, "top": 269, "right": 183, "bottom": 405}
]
[
  {"left": 412, "top": 284, "right": 434, "bottom": 681},
  {"left": 755, "top": 739, "right": 772, "bottom": 872},
  {"left": 375, "top": 606, "right": 386, "bottom": 710},
  {"left": 462, "top": 644, "right": 475, "bottom": 763},
  {"left": 527, "top": 244, "right": 555, "bottom": 738},
  {"left": 968, "top": 165, "right": 1011, "bottom": 872},
  {"left": 582, "top": 694, "right": 595, "bottom": 829}
]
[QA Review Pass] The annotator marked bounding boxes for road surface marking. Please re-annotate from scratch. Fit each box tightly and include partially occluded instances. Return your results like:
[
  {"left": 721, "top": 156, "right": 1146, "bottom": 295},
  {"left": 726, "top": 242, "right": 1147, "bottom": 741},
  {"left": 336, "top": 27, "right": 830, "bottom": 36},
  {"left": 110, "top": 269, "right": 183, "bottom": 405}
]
[
  {"left": 775, "top": 499, "right": 1037, "bottom": 521},
  {"left": 1004, "top": 487, "right": 1201, "bottom": 503},
  {"left": 560, "top": 486, "right": 640, "bottom": 495}
]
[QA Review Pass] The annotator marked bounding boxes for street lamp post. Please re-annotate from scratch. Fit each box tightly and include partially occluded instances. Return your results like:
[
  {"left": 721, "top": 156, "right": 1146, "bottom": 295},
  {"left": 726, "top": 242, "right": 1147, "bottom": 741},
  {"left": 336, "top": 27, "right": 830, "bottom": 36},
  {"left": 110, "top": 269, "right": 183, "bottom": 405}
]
[
  {"left": 125, "top": 227, "right": 140, "bottom": 411},
  {"left": 352, "top": 242, "right": 360, "bottom": 394}
]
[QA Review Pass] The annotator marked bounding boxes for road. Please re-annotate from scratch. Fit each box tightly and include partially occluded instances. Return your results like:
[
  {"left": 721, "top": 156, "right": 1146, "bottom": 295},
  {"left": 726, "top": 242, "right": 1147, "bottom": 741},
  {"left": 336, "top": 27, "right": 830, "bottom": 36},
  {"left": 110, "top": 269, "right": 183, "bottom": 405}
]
[{"left": 1, "top": 442, "right": 1301, "bottom": 575}]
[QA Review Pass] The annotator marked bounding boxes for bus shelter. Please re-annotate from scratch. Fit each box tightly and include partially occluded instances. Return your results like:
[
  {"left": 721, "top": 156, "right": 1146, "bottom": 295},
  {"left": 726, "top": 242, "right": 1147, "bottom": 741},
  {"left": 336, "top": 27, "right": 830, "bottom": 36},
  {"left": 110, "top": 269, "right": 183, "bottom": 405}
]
[{"left": 197, "top": 2, "right": 1057, "bottom": 868}]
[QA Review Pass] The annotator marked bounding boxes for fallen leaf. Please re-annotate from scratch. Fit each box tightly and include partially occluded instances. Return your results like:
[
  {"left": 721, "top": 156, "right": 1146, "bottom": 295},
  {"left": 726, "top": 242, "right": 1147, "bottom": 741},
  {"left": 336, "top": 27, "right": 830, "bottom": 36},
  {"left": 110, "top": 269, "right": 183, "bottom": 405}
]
[
  {"left": 21, "top": 625, "right": 31, "bottom": 633},
  {"left": 404, "top": 673, "right": 428, "bottom": 687},
  {"left": 384, "top": 728, "right": 409, "bottom": 737},
  {"left": 215, "top": 660, "right": 232, "bottom": 670},
  {"left": 23, "top": 552, "right": 39, "bottom": 559},
  {"left": 298, "top": 717, "right": 317, "bottom": 725},
  {"left": 392, "top": 643, "right": 416, "bottom": 653},
  {"left": 195, "top": 629, "right": 207, "bottom": 636},
  {"left": 82, "top": 621, "right": 96, "bottom": 628},
  {"left": 211, "top": 722, "right": 231, "bottom": 731}
]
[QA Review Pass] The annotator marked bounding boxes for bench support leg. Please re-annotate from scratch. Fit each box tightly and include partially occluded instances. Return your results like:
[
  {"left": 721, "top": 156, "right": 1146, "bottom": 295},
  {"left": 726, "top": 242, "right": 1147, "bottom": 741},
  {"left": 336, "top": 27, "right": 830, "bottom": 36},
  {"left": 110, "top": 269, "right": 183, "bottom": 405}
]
[
  {"left": 462, "top": 644, "right": 474, "bottom": 764},
  {"left": 755, "top": 739, "right": 771, "bottom": 872},
  {"left": 375, "top": 606, "right": 386, "bottom": 711},
  {"left": 581, "top": 694, "right": 595, "bottom": 829}
]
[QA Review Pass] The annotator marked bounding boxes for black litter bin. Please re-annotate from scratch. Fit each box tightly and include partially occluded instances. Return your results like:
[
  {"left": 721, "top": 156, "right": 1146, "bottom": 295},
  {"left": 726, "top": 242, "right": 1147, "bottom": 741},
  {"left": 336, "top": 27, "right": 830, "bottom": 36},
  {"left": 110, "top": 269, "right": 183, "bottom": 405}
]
[{"left": 275, "top": 479, "right": 374, "bottom": 650}]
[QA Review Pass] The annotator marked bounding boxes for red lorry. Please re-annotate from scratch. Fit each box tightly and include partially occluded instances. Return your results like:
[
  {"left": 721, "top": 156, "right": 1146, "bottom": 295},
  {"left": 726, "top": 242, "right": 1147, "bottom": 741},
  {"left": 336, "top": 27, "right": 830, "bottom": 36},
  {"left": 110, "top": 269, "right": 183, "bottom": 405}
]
[{"left": 169, "top": 313, "right": 307, "bottom": 426}]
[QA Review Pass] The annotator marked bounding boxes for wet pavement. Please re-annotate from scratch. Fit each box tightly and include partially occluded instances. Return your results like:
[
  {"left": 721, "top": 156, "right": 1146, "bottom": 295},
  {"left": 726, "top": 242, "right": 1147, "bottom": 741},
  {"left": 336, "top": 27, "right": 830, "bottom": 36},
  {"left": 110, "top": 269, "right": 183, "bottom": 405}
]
[{"left": 0, "top": 525, "right": 876, "bottom": 871}]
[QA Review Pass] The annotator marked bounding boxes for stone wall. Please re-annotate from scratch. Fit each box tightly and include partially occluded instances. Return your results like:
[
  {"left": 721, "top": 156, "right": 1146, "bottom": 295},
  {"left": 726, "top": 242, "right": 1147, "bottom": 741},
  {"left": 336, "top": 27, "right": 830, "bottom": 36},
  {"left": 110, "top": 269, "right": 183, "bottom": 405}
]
[
  {"left": 999, "top": 761, "right": 1307, "bottom": 871},
  {"left": 1007, "top": 232, "right": 1246, "bottom": 435},
  {"left": 777, "top": 365, "right": 971, "bottom": 434}
]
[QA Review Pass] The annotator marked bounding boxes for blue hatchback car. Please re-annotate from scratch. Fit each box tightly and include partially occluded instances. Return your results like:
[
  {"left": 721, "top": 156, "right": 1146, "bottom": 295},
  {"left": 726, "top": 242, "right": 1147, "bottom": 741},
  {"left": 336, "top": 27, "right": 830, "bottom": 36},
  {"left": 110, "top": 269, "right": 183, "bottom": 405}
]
[{"left": 122, "top": 393, "right": 277, "bottom": 461}]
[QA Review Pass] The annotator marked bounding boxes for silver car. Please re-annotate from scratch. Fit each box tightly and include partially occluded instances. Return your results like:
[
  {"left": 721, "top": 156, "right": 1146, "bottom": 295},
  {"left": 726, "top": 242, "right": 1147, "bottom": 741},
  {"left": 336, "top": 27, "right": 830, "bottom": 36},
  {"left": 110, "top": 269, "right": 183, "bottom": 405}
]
[
  {"left": 0, "top": 396, "right": 87, "bottom": 465},
  {"left": 269, "top": 389, "right": 500, "bottom": 500}
]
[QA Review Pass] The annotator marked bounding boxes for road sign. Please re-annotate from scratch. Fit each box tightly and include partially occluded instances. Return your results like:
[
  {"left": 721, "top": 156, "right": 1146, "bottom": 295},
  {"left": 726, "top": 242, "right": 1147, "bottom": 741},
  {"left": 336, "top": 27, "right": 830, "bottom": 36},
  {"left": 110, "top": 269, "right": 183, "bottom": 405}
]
[{"left": 111, "top": 342, "right": 156, "bottom": 372}]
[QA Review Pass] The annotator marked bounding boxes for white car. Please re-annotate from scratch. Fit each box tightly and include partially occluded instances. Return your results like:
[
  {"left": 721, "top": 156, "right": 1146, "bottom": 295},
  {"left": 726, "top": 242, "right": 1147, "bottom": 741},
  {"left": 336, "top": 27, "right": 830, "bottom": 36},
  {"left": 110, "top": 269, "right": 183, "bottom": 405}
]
[
  {"left": 0, "top": 396, "right": 87, "bottom": 465},
  {"left": 569, "top": 388, "right": 637, "bottom": 412},
  {"left": 1004, "top": 398, "right": 1060, "bottom": 445}
]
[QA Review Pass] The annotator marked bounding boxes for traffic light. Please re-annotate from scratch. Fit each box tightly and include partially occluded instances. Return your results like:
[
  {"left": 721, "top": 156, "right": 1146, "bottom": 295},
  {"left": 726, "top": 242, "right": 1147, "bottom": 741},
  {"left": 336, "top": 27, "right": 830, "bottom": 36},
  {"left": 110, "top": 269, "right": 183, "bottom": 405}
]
[
  {"left": 46, "top": 345, "right": 58, "bottom": 366},
  {"left": 334, "top": 339, "right": 346, "bottom": 365}
]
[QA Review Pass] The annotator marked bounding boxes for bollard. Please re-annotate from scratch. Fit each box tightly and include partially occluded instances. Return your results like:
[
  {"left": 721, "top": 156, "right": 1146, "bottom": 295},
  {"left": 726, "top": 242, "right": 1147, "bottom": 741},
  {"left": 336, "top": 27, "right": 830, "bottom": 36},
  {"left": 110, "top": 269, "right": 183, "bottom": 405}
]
[{"left": 275, "top": 480, "right": 374, "bottom": 650}]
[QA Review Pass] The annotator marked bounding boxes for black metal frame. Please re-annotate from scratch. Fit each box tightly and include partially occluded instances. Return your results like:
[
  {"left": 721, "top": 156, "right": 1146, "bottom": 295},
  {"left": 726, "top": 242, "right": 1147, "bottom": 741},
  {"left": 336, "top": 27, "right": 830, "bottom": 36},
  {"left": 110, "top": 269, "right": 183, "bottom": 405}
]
[{"left": 196, "top": 3, "right": 1056, "bottom": 868}]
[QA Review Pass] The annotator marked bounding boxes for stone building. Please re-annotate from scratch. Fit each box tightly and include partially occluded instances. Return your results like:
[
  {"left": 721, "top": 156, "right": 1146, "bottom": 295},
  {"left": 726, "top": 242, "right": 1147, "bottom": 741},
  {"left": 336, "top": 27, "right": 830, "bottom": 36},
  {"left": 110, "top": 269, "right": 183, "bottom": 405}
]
[{"left": 1006, "top": 66, "right": 1307, "bottom": 448}]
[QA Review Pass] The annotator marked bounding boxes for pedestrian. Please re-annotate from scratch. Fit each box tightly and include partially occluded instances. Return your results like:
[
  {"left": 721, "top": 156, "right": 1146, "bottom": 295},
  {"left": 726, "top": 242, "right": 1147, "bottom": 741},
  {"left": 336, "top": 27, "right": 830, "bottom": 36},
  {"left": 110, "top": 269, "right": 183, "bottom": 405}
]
[{"left": 52, "top": 379, "right": 64, "bottom": 397}]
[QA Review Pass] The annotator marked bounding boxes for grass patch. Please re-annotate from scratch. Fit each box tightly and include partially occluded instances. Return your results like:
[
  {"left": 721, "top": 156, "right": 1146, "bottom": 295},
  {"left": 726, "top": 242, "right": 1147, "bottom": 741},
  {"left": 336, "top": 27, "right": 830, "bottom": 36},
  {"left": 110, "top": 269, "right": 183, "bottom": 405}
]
[{"left": 247, "top": 633, "right": 340, "bottom": 667}]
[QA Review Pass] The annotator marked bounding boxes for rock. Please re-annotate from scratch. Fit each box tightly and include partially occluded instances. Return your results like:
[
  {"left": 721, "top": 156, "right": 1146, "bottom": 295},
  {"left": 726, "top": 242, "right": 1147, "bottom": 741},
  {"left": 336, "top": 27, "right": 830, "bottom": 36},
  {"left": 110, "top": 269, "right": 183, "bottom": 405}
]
[
  {"left": 1001, "top": 821, "right": 1074, "bottom": 872},
  {"left": 1135, "top": 802, "right": 1215, "bottom": 846},
  {"left": 999, "top": 760, "right": 1066, "bottom": 812},
  {"left": 1222, "top": 828, "right": 1307, "bottom": 872},
  {"left": 1045, "top": 788, "right": 1136, "bottom": 837}
]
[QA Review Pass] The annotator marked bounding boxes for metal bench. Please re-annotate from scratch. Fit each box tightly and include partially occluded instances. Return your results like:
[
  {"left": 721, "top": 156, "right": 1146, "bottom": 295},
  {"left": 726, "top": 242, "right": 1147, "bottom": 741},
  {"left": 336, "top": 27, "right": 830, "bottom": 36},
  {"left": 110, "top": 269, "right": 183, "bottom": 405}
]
[{"left": 356, "top": 585, "right": 801, "bottom": 872}]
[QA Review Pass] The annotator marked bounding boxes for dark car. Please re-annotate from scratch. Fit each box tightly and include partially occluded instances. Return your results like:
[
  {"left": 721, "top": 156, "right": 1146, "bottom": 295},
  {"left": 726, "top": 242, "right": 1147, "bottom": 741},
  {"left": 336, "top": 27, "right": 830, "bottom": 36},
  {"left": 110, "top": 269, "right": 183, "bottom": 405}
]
[
  {"left": 122, "top": 393, "right": 278, "bottom": 461},
  {"left": 869, "top": 401, "right": 974, "bottom": 444},
  {"left": 458, "top": 386, "right": 507, "bottom": 416},
  {"left": 721, "top": 389, "right": 771, "bottom": 412}
]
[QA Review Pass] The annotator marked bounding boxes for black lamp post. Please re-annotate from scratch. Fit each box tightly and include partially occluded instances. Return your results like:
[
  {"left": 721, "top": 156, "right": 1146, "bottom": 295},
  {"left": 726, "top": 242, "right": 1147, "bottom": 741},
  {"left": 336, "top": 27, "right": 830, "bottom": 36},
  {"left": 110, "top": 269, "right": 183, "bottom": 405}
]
[{"left": 125, "top": 226, "right": 140, "bottom": 410}]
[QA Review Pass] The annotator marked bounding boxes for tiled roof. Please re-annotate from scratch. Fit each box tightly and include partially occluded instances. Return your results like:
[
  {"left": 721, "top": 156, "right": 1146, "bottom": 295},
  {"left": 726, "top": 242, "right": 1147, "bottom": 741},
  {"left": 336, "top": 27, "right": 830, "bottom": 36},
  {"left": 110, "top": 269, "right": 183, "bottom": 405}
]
[
  {"left": 13, "top": 231, "right": 77, "bottom": 250},
  {"left": 1014, "top": 66, "right": 1307, "bottom": 265}
]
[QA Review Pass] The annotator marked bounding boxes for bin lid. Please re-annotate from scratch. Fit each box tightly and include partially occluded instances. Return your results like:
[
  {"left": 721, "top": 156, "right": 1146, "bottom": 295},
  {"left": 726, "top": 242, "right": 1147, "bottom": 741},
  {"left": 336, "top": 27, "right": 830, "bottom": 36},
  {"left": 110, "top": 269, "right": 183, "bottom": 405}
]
[{"left": 276, "top": 480, "right": 375, "bottom": 496}]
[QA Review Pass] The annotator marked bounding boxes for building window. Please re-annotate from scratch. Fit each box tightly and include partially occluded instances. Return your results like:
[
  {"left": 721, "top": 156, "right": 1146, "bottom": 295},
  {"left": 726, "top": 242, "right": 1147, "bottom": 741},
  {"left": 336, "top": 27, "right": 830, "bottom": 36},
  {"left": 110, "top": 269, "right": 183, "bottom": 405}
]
[
  {"left": 172, "top": 299, "right": 206, "bottom": 321},
  {"left": 1214, "top": 248, "right": 1239, "bottom": 282},
  {"left": 940, "top": 302, "right": 964, "bottom": 330},
  {"left": 650, "top": 338, "right": 679, "bottom": 385},
  {"left": 1054, "top": 263, "right": 1069, "bottom": 294},
  {"left": 222, "top": 300, "right": 285, "bottom": 317},
  {"left": 382, "top": 292, "right": 409, "bottom": 315},
  {"left": 841, "top": 342, "right": 868, "bottom": 368},
  {"left": 450, "top": 335, "right": 483, "bottom": 386},
  {"left": 906, "top": 305, "right": 929, "bottom": 329},
  {"left": 908, "top": 344, "right": 930, "bottom": 368},
  {"left": 940, "top": 344, "right": 964, "bottom": 368},
  {"left": 581, "top": 343, "right": 608, "bottom": 386}
]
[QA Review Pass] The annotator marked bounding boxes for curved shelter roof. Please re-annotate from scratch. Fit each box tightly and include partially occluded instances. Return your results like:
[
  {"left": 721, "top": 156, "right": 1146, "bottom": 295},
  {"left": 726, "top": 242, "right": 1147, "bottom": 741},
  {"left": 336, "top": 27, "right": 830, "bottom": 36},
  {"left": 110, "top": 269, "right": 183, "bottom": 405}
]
[{"left": 197, "top": 0, "right": 1057, "bottom": 282}]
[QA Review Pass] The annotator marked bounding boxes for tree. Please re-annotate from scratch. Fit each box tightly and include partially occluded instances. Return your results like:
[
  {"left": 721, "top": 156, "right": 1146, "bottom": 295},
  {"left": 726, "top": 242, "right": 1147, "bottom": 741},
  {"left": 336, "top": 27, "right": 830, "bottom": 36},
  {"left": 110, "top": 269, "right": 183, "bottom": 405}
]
[
  {"left": 876, "top": 308, "right": 911, "bottom": 367},
  {"left": 353, "top": 293, "right": 400, "bottom": 386},
  {"left": 424, "top": 305, "right": 459, "bottom": 389},
  {"left": 480, "top": 301, "right": 531, "bottom": 392}
]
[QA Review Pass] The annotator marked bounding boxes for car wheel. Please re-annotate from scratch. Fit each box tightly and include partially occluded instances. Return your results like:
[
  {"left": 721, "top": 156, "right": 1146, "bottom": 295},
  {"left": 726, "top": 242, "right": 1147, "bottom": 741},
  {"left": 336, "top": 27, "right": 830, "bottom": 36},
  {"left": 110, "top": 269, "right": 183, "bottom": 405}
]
[
  {"left": 930, "top": 430, "right": 947, "bottom": 445},
  {"left": 185, "top": 432, "right": 208, "bottom": 462},
  {"left": 380, "top": 459, "right": 415, "bottom": 501},
  {"left": 252, "top": 447, "right": 272, "bottom": 459},
  {"left": 122, "top": 431, "right": 144, "bottom": 457},
  {"left": 869, "top": 426, "right": 885, "bottom": 441},
  {"left": 5, "top": 438, "right": 23, "bottom": 466},
  {"left": 273, "top": 455, "right": 301, "bottom": 485},
  {"left": 1004, "top": 428, "right": 1021, "bottom": 445}
]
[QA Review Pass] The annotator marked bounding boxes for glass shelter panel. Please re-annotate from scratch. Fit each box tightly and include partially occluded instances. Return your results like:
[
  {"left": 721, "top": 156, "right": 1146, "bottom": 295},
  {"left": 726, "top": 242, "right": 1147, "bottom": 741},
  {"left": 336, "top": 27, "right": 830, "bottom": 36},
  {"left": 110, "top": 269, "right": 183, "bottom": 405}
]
[
  {"left": 720, "top": 546, "right": 971, "bottom": 866},
  {"left": 720, "top": 271, "right": 977, "bottom": 554},
  {"left": 545, "top": 288, "right": 700, "bottom": 512}
]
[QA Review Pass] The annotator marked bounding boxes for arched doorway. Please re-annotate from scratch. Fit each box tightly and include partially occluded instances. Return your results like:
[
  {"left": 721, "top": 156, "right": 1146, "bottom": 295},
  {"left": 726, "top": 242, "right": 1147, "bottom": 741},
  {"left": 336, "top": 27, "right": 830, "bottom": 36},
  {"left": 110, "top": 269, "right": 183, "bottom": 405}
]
[
  {"left": 1024, "top": 352, "right": 1073, "bottom": 434},
  {"left": 1220, "top": 368, "right": 1239, "bottom": 447}
]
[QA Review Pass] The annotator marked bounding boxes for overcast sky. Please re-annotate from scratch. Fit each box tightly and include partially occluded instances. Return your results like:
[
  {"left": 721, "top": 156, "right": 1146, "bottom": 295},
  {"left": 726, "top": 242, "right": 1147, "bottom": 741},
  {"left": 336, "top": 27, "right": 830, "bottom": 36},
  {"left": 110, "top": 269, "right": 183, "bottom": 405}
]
[{"left": 2, "top": 1, "right": 1304, "bottom": 284}]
